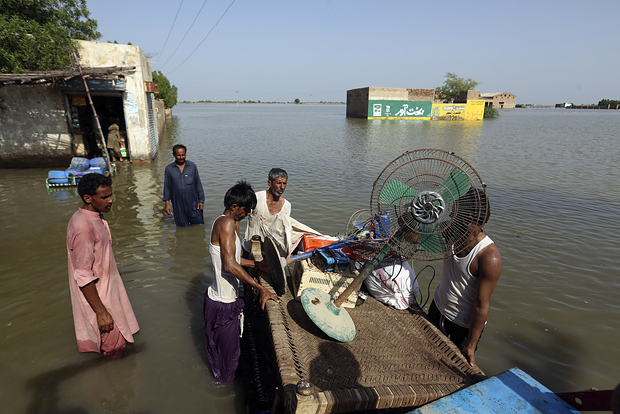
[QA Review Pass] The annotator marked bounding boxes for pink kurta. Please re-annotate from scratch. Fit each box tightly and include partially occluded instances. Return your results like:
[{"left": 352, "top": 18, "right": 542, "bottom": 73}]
[{"left": 67, "top": 208, "right": 139, "bottom": 353}]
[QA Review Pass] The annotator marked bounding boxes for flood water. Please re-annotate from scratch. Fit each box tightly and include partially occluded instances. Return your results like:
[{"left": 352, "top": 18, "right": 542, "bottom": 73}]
[{"left": 1, "top": 104, "right": 619, "bottom": 413}]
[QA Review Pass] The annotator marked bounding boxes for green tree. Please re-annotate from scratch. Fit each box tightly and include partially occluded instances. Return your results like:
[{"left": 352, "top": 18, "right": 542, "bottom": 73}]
[
  {"left": 435, "top": 72, "right": 480, "bottom": 103},
  {"left": 598, "top": 99, "right": 620, "bottom": 106},
  {"left": 294, "top": 98, "right": 300, "bottom": 104},
  {"left": 483, "top": 106, "right": 499, "bottom": 119},
  {"left": 0, "top": 0, "right": 100, "bottom": 73},
  {"left": 152, "top": 71, "right": 178, "bottom": 109}
]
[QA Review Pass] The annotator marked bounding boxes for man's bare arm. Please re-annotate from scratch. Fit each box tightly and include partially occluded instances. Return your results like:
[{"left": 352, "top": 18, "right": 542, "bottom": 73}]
[
  {"left": 80, "top": 281, "right": 114, "bottom": 333},
  {"left": 463, "top": 244, "right": 502, "bottom": 366},
  {"left": 217, "top": 218, "right": 278, "bottom": 309}
]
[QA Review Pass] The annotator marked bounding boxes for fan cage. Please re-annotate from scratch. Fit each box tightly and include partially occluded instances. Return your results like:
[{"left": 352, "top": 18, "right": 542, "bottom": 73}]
[{"left": 370, "top": 149, "right": 488, "bottom": 261}]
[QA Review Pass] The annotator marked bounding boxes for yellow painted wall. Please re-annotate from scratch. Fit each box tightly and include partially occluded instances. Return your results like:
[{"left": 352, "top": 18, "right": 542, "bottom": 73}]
[{"left": 431, "top": 99, "right": 484, "bottom": 121}]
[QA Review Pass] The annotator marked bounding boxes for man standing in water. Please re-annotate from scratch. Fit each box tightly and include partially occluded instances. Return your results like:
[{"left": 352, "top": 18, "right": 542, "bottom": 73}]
[
  {"left": 66, "top": 173, "right": 139, "bottom": 358},
  {"left": 243, "top": 168, "right": 291, "bottom": 254},
  {"left": 163, "top": 144, "right": 205, "bottom": 226},
  {"left": 428, "top": 187, "right": 502, "bottom": 367},
  {"left": 204, "top": 181, "right": 278, "bottom": 382}
]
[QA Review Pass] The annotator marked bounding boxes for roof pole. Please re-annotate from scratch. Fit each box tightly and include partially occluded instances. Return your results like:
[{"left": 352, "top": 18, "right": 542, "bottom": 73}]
[{"left": 72, "top": 50, "right": 114, "bottom": 175}]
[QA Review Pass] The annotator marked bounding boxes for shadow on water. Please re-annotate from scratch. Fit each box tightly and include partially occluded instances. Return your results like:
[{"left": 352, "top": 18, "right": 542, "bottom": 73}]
[
  {"left": 185, "top": 273, "right": 210, "bottom": 368},
  {"left": 24, "top": 351, "right": 148, "bottom": 414},
  {"left": 25, "top": 360, "right": 96, "bottom": 414},
  {"left": 168, "top": 225, "right": 211, "bottom": 368}
]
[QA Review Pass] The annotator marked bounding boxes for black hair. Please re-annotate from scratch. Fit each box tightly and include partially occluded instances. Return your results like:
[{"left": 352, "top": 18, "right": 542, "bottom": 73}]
[
  {"left": 224, "top": 180, "right": 257, "bottom": 210},
  {"left": 172, "top": 144, "right": 187, "bottom": 154},
  {"left": 268, "top": 168, "right": 288, "bottom": 182},
  {"left": 460, "top": 187, "right": 490, "bottom": 226},
  {"left": 78, "top": 173, "right": 112, "bottom": 202}
]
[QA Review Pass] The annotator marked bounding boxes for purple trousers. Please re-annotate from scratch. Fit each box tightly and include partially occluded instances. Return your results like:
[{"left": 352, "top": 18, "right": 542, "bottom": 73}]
[{"left": 203, "top": 293, "right": 245, "bottom": 382}]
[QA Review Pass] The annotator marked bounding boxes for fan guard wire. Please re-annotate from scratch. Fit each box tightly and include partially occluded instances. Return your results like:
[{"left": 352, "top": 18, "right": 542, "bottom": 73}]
[{"left": 370, "top": 149, "right": 488, "bottom": 261}]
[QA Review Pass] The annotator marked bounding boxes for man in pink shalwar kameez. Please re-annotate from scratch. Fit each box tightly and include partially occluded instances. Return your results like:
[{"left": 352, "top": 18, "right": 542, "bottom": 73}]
[{"left": 67, "top": 173, "right": 139, "bottom": 358}]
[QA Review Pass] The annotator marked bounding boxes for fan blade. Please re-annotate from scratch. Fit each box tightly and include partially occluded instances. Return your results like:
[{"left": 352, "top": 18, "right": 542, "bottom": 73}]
[
  {"left": 379, "top": 181, "right": 418, "bottom": 205},
  {"left": 437, "top": 168, "right": 471, "bottom": 204},
  {"left": 418, "top": 230, "right": 446, "bottom": 254}
]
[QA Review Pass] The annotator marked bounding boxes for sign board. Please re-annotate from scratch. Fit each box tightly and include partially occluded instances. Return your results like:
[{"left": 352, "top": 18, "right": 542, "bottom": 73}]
[
  {"left": 368, "top": 100, "right": 432, "bottom": 120},
  {"left": 431, "top": 99, "right": 484, "bottom": 120}
]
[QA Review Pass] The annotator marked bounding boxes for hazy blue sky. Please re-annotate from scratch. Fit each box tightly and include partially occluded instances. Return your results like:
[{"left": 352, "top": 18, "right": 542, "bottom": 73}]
[{"left": 88, "top": 0, "right": 619, "bottom": 104}]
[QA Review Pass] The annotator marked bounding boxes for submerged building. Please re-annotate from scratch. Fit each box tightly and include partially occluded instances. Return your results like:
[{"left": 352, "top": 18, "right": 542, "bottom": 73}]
[
  {"left": 478, "top": 92, "right": 517, "bottom": 109},
  {"left": 347, "top": 87, "right": 515, "bottom": 120},
  {"left": 0, "top": 40, "right": 164, "bottom": 168}
]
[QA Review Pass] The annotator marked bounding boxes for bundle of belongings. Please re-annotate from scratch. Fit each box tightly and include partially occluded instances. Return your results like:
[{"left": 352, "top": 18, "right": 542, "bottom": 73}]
[
  {"left": 253, "top": 212, "right": 420, "bottom": 312},
  {"left": 258, "top": 213, "right": 338, "bottom": 259},
  {"left": 353, "top": 259, "right": 420, "bottom": 311}
]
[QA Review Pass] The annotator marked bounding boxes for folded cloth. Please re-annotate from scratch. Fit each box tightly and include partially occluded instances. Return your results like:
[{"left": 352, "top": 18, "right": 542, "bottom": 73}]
[{"left": 261, "top": 213, "right": 336, "bottom": 258}]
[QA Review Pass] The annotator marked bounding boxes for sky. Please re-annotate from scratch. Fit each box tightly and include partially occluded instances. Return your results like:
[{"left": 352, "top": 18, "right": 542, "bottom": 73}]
[{"left": 87, "top": 0, "right": 620, "bottom": 104}]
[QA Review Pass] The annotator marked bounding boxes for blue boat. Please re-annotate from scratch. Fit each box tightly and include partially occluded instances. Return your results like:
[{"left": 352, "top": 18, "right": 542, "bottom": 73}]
[{"left": 409, "top": 367, "right": 603, "bottom": 413}]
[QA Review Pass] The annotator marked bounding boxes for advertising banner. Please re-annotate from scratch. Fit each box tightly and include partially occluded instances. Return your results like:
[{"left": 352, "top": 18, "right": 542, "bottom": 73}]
[
  {"left": 431, "top": 100, "right": 484, "bottom": 121},
  {"left": 368, "top": 100, "right": 432, "bottom": 120}
]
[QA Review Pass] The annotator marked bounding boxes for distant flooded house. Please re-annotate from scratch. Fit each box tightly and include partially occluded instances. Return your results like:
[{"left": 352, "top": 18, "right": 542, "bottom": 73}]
[
  {"left": 478, "top": 92, "right": 517, "bottom": 109},
  {"left": 346, "top": 87, "right": 485, "bottom": 121},
  {"left": 0, "top": 40, "right": 164, "bottom": 168}
]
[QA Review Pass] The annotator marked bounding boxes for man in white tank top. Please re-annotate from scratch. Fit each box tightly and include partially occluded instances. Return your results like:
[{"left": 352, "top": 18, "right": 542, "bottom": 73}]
[
  {"left": 428, "top": 188, "right": 502, "bottom": 367},
  {"left": 243, "top": 168, "right": 291, "bottom": 254},
  {"left": 204, "top": 181, "right": 278, "bottom": 382}
]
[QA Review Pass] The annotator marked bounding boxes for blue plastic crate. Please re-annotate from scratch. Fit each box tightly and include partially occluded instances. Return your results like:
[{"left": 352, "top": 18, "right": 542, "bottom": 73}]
[
  {"left": 68, "top": 157, "right": 90, "bottom": 171},
  {"left": 47, "top": 170, "right": 69, "bottom": 184}
]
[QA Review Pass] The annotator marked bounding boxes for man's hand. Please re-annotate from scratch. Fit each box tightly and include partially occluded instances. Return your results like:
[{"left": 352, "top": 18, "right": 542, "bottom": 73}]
[
  {"left": 462, "top": 343, "right": 476, "bottom": 367},
  {"left": 96, "top": 309, "right": 115, "bottom": 333},
  {"left": 197, "top": 203, "right": 204, "bottom": 211},
  {"left": 80, "top": 281, "right": 115, "bottom": 334},
  {"left": 258, "top": 287, "right": 278, "bottom": 310},
  {"left": 165, "top": 200, "right": 173, "bottom": 215}
]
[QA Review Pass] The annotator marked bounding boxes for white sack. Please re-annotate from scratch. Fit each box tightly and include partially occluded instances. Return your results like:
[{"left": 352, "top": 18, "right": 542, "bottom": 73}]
[{"left": 356, "top": 259, "right": 420, "bottom": 311}]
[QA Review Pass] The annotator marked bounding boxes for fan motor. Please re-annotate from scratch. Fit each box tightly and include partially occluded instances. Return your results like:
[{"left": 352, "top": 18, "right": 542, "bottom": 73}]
[{"left": 411, "top": 191, "right": 445, "bottom": 224}]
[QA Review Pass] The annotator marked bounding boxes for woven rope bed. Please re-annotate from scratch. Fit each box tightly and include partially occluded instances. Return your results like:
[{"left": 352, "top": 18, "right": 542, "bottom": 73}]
[{"left": 252, "top": 272, "right": 487, "bottom": 414}]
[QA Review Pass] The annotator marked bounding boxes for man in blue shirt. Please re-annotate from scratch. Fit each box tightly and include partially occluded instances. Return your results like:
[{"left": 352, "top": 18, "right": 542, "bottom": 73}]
[{"left": 163, "top": 145, "right": 205, "bottom": 226}]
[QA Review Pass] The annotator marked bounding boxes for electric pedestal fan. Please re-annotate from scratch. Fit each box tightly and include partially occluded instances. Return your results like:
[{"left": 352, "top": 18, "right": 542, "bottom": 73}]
[{"left": 300, "top": 149, "right": 488, "bottom": 342}]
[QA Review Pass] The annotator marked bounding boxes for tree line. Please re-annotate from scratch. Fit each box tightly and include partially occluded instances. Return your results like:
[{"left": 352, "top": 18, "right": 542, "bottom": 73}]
[{"left": 1, "top": 0, "right": 177, "bottom": 109}]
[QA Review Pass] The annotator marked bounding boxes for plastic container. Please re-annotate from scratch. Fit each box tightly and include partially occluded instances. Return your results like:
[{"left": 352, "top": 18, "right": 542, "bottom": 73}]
[
  {"left": 89, "top": 157, "right": 107, "bottom": 169},
  {"left": 47, "top": 170, "right": 69, "bottom": 184},
  {"left": 372, "top": 211, "right": 391, "bottom": 239},
  {"left": 65, "top": 168, "right": 83, "bottom": 177},
  {"left": 68, "top": 157, "right": 90, "bottom": 171}
]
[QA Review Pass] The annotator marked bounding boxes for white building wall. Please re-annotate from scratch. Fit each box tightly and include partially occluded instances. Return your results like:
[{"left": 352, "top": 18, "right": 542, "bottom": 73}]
[
  {"left": 77, "top": 40, "right": 158, "bottom": 160},
  {"left": 0, "top": 41, "right": 158, "bottom": 167}
]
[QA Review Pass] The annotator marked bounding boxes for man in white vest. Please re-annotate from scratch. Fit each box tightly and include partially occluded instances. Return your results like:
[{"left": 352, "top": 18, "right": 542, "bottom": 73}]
[{"left": 428, "top": 187, "right": 502, "bottom": 367}]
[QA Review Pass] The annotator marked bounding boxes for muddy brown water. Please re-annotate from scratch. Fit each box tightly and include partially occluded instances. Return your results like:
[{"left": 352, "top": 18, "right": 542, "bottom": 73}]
[{"left": 1, "top": 105, "right": 619, "bottom": 413}]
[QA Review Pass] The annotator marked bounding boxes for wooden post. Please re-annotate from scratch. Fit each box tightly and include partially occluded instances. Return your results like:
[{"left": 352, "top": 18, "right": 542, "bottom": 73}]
[{"left": 72, "top": 50, "right": 113, "bottom": 175}]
